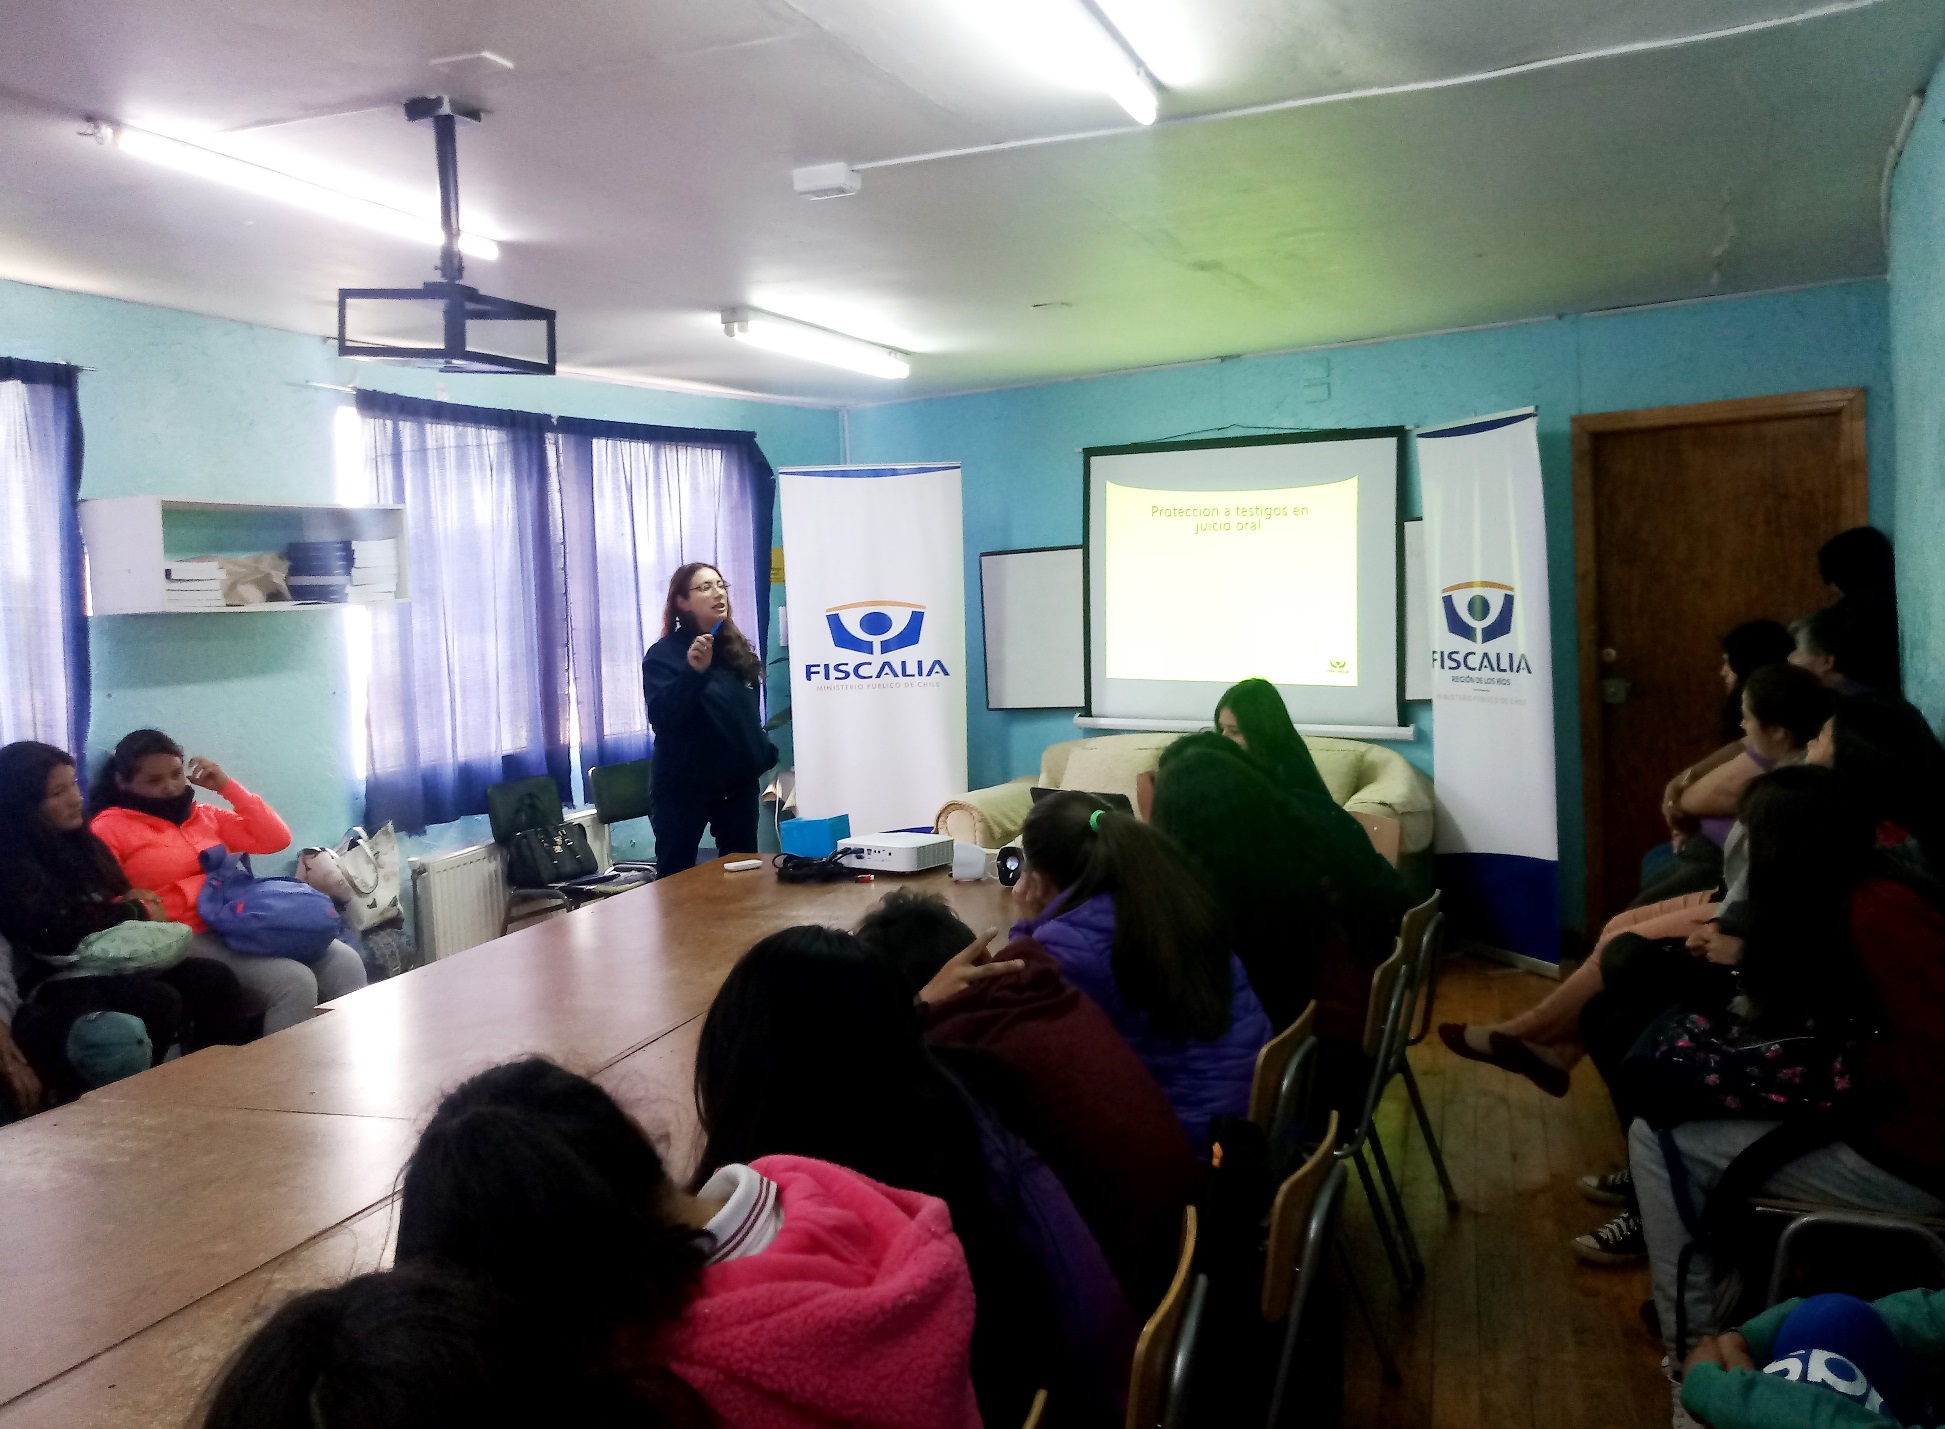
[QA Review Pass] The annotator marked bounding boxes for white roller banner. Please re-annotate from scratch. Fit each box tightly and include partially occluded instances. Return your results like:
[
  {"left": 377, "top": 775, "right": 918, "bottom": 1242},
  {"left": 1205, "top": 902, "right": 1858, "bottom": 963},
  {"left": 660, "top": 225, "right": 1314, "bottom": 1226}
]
[
  {"left": 1417, "top": 410, "right": 1560, "bottom": 966},
  {"left": 779, "top": 464, "right": 968, "bottom": 836}
]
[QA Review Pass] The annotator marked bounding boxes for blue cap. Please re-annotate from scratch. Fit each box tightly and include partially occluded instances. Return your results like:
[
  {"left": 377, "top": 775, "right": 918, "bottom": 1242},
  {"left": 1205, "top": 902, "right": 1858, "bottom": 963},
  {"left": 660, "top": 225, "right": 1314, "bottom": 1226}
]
[{"left": 65, "top": 1011, "right": 153, "bottom": 1087}]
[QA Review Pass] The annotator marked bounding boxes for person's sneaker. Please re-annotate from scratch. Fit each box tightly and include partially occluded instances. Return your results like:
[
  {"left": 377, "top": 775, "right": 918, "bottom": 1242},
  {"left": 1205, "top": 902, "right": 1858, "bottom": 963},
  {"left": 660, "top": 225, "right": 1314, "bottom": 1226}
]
[
  {"left": 1577, "top": 1166, "right": 1633, "bottom": 1206},
  {"left": 1573, "top": 1209, "right": 1647, "bottom": 1265},
  {"left": 1663, "top": 1354, "right": 1705, "bottom": 1429}
]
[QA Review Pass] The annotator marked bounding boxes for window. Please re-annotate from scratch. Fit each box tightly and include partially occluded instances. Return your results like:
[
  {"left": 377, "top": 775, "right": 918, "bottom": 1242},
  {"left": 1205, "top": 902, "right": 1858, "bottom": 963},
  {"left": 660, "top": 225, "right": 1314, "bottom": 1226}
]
[
  {"left": 341, "top": 395, "right": 773, "bottom": 833},
  {"left": 0, "top": 359, "right": 87, "bottom": 757},
  {"left": 555, "top": 418, "right": 774, "bottom": 769}
]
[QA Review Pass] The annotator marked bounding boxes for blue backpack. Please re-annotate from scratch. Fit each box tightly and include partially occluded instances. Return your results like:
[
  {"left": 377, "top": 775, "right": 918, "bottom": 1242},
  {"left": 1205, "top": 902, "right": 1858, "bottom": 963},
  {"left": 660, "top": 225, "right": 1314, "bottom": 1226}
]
[{"left": 197, "top": 847, "right": 343, "bottom": 962}]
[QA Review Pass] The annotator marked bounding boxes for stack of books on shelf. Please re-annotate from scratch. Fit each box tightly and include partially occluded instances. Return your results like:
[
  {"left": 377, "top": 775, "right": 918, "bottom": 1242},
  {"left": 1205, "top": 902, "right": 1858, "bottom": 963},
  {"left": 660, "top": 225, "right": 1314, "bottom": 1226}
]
[
  {"left": 349, "top": 539, "right": 399, "bottom": 603},
  {"left": 162, "top": 559, "right": 228, "bottom": 610},
  {"left": 286, "top": 540, "right": 353, "bottom": 604}
]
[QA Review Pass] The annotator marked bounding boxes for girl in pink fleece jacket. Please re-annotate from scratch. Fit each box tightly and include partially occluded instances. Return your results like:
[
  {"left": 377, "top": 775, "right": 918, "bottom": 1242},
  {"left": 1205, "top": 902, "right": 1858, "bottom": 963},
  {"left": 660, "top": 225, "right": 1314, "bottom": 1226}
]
[{"left": 391, "top": 1058, "right": 983, "bottom": 1429}]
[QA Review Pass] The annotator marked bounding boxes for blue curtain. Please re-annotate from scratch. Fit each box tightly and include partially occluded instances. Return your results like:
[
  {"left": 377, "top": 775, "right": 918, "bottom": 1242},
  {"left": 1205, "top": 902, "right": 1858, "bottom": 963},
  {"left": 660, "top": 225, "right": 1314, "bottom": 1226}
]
[
  {"left": 0, "top": 358, "right": 88, "bottom": 761},
  {"left": 357, "top": 392, "right": 572, "bottom": 834},
  {"left": 554, "top": 416, "right": 775, "bottom": 770}
]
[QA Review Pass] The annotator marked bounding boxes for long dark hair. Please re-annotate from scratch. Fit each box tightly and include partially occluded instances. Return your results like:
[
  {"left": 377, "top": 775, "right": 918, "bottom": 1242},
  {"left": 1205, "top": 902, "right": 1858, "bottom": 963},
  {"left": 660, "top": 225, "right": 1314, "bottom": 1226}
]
[
  {"left": 1818, "top": 526, "right": 1894, "bottom": 596},
  {"left": 200, "top": 1263, "right": 659, "bottom": 1429},
  {"left": 660, "top": 563, "right": 761, "bottom": 685},
  {"left": 1019, "top": 790, "right": 1231, "bottom": 1040},
  {"left": 1736, "top": 765, "right": 1880, "bottom": 1035},
  {"left": 1827, "top": 693, "right": 1945, "bottom": 857},
  {"left": 1214, "top": 678, "right": 1330, "bottom": 802},
  {"left": 695, "top": 926, "right": 980, "bottom": 1187},
  {"left": 87, "top": 728, "right": 184, "bottom": 813},
  {"left": 0, "top": 740, "right": 129, "bottom": 897},
  {"left": 396, "top": 1060, "right": 707, "bottom": 1376},
  {"left": 691, "top": 925, "right": 1052, "bottom": 1424}
]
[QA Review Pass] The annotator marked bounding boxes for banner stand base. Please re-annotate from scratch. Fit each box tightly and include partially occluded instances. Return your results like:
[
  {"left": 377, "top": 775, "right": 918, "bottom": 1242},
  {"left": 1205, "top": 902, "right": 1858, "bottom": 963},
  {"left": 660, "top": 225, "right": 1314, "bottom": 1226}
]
[{"left": 1453, "top": 938, "right": 1562, "bottom": 981}]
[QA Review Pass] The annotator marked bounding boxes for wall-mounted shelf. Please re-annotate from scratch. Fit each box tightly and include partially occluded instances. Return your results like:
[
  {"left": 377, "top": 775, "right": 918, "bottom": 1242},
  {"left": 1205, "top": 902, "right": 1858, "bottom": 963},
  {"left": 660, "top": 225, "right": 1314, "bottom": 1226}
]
[{"left": 79, "top": 497, "right": 409, "bottom": 615}]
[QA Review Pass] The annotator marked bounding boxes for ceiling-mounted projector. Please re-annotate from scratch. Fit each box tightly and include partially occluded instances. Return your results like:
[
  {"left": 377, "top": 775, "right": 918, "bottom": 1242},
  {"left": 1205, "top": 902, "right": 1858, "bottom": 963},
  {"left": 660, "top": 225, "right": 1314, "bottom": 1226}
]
[{"left": 336, "top": 96, "right": 556, "bottom": 376}]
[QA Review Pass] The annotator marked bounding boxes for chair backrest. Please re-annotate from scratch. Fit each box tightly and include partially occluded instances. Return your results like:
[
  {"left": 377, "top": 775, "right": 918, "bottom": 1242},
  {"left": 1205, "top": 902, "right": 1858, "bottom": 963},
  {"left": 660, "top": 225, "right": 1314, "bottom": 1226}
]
[
  {"left": 1361, "top": 889, "right": 1442, "bottom": 1057},
  {"left": 1021, "top": 1389, "right": 1049, "bottom": 1429},
  {"left": 1405, "top": 908, "right": 1446, "bottom": 1047},
  {"left": 1359, "top": 937, "right": 1412, "bottom": 1060},
  {"left": 1127, "top": 1205, "right": 1199, "bottom": 1429},
  {"left": 485, "top": 775, "right": 564, "bottom": 846},
  {"left": 1249, "top": 1000, "right": 1317, "bottom": 1128},
  {"left": 1349, "top": 810, "right": 1403, "bottom": 866},
  {"left": 588, "top": 759, "right": 653, "bottom": 826},
  {"left": 1261, "top": 1109, "right": 1341, "bottom": 1323}
]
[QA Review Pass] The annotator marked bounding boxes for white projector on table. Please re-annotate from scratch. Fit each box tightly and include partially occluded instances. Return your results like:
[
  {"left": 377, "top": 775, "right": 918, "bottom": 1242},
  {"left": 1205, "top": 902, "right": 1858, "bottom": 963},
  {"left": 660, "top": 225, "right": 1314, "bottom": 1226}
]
[{"left": 837, "top": 832, "right": 955, "bottom": 872}]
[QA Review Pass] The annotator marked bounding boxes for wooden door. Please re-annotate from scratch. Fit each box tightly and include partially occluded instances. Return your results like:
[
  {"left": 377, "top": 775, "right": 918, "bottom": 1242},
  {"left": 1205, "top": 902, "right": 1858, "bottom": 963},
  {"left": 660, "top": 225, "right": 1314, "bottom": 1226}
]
[{"left": 1573, "top": 390, "right": 1867, "bottom": 931}]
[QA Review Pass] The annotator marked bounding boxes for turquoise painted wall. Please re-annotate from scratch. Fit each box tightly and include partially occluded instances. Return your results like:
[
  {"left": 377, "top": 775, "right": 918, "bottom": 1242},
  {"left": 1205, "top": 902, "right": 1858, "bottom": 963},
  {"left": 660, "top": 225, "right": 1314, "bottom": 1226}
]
[
  {"left": 844, "top": 279, "right": 1895, "bottom": 931},
  {"left": 1891, "top": 59, "right": 1945, "bottom": 725},
  {"left": 0, "top": 276, "right": 841, "bottom": 869}
]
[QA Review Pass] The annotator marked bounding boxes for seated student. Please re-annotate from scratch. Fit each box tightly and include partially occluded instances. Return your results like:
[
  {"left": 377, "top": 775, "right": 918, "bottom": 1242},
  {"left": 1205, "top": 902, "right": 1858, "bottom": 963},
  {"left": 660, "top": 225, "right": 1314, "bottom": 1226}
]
[
  {"left": 0, "top": 740, "right": 256, "bottom": 1107},
  {"left": 852, "top": 888, "right": 1201, "bottom": 1311},
  {"left": 1683, "top": 1287, "right": 1942, "bottom": 1429},
  {"left": 694, "top": 927, "right": 1131, "bottom": 1428},
  {"left": 1150, "top": 731, "right": 1405, "bottom": 1031},
  {"left": 1818, "top": 524, "right": 1901, "bottom": 695},
  {"left": 1791, "top": 605, "right": 1893, "bottom": 697},
  {"left": 202, "top": 1262, "right": 666, "bottom": 1429},
  {"left": 1715, "top": 621, "right": 1799, "bottom": 743},
  {"left": 396, "top": 1056, "right": 983, "bottom": 1429},
  {"left": 1014, "top": 790, "right": 1272, "bottom": 1153},
  {"left": 1810, "top": 691, "right": 1945, "bottom": 879},
  {"left": 1440, "top": 663, "right": 1835, "bottom": 1103},
  {"left": 90, "top": 729, "right": 364, "bottom": 1033},
  {"left": 1628, "top": 766, "right": 1945, "bottom": 1381}
]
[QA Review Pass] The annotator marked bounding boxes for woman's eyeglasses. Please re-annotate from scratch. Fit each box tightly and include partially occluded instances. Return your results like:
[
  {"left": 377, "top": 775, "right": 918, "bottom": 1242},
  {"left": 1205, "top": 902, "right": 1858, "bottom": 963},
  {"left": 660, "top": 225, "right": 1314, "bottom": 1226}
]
[{"left": 688, "top": 579, "right": 730, "bottom": 596}]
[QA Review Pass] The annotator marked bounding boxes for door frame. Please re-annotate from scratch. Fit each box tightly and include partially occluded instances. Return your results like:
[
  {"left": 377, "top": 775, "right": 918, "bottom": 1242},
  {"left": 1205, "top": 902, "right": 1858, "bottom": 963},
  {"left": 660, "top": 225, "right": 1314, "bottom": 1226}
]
[{"left": 1571, "top": 387, "right": 1867, "bottom": 929}]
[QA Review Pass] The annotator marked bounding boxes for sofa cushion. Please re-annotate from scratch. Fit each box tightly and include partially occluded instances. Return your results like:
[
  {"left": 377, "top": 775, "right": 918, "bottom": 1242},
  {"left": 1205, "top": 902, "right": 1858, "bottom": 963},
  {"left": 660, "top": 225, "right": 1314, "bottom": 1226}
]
[{"left": 1057, "top": 744, "right": 1170, "bottom": 807}]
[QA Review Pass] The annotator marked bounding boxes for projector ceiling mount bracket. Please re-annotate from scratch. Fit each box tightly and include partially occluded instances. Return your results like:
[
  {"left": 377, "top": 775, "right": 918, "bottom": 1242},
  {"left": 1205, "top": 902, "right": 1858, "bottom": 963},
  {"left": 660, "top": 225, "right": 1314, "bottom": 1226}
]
[{"left": 336, "top": 95, "right": 557, "bottom": 376}]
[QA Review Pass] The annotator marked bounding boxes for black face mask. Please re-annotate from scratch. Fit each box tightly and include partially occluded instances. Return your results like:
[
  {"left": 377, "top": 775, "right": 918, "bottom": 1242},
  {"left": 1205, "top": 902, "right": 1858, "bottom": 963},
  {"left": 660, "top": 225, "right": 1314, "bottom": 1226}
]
[{"left": 115, "top": 786, "right": 197, "bottom": 825}]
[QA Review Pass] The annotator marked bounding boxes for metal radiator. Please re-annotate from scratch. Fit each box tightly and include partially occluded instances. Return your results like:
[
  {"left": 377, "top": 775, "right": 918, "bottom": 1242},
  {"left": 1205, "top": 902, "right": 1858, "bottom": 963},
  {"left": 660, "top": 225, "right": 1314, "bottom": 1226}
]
[{"left": 409, "top": 810, "right": 610, "bottom": 963}]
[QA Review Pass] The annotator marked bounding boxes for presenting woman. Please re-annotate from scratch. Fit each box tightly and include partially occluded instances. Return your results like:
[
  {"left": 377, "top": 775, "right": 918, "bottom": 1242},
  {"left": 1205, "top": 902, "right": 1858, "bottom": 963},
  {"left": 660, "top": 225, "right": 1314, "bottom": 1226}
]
[{"left": 642, "top": 563, "right": 778, "bottom": 876}]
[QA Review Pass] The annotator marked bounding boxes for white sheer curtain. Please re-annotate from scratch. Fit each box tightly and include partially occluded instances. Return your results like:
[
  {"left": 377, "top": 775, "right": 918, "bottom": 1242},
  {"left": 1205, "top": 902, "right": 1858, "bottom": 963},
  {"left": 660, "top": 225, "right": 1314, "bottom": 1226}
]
[
  {"left": 0, "top": 365, "right": 87, "bottom": 755},
  {"left": 556, "top": 424, "right": 773, "bottom": 769}
]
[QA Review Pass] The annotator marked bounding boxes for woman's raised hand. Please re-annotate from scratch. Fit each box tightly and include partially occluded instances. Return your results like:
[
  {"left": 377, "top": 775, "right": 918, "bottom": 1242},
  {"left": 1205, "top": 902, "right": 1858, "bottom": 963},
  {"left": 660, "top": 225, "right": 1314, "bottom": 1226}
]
[
  {"left": 186, "top": 757, "right": 230, "bottom": 792},
  {"left": 686, "top": 634, "right": 715, "bottom": 672},
  {"left": 916, "top": 926, "right": 1026, "bottom": 1007}
]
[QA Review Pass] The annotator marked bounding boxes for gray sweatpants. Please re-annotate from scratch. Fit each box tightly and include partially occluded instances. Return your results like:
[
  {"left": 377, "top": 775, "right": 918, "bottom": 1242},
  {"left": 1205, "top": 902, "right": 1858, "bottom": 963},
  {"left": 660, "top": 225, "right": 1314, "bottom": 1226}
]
[
  {"left": 1629, "top": 1117, "right": 1945, "bottom": 1357},
  {"left": 188, "top": 933, "right": 367, "bottom": 1035}
]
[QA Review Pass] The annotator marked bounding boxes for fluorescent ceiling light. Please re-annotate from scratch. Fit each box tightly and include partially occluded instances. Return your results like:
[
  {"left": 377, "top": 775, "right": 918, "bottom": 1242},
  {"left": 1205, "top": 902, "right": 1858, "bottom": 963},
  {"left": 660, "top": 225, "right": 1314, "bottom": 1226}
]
[
  {"left": 104, "top": 124, "right": 500, "bottom": 260},
  {"left": 952, "top": 0, "right": 1159, "bottom": 125},
  {"left": 722, "top": 308, "right": 910, "bottom": 379}
]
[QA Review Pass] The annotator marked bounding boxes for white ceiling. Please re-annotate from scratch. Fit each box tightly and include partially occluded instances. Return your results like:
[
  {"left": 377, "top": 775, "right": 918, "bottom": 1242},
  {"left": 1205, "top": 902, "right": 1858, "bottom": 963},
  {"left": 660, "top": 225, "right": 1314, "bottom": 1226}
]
[{"left": 0, "top": 0, "right": 1939, "bottom": 404}]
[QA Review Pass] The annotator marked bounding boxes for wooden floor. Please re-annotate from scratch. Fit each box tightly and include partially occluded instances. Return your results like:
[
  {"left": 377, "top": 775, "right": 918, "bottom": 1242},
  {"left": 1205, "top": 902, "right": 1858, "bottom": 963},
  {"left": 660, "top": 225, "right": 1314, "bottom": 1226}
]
[{"left": 1340, "top": 954, "right": 1671, "bottom": 1429}]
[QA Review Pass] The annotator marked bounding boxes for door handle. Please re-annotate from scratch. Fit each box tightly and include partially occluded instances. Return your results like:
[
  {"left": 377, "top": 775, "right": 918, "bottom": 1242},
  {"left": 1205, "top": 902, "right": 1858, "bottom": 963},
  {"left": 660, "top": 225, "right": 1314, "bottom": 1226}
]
[{"left": 1601, "top": 676, "right": 1631, "bottom": 706}]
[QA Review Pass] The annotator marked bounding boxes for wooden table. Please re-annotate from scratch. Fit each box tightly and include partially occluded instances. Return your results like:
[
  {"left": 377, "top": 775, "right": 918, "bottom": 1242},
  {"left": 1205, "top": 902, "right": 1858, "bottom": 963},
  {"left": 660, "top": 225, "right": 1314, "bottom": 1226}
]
[{"left": 0, "top": 861, "right": 1013, "bottom": 1427}]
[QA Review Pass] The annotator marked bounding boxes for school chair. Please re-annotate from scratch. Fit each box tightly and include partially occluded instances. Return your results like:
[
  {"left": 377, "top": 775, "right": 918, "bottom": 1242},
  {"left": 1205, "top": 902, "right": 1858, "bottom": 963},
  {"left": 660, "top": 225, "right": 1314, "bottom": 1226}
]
[
  {"left": 1337, "top": 889, "right": 1457, "bottom": 1296},
  {"left": 1249, "top": 1000, "right": 1317, "bottom": 1179},
  {"left": 1756, "top": 1200, "right": 1945, "bottom": 1305},
  {"left": 587, "top": 758, "right": 658, "bottom": 876},
  {"left": 1127, "top": 1206, "right": 1207, "bottom": 1429}
]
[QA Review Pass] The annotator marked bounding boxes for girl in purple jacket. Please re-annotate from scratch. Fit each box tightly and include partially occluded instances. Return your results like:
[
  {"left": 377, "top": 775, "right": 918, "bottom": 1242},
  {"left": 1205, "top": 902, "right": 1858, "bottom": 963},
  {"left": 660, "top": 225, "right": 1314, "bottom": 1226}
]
[{"left": 1012, "top": 791, "right": 1272, "bottom": 1152}]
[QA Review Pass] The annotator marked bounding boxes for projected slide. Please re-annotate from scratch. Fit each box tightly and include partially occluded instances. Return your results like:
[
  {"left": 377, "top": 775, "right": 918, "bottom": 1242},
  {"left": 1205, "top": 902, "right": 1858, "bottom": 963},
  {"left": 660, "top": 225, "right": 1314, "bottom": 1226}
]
[
  {"left": 1085, "top": 429, "right": 1402, "bottom": 730},
  {"left": 1104, "top": 477, "right": 1359, "bottom": 686}
]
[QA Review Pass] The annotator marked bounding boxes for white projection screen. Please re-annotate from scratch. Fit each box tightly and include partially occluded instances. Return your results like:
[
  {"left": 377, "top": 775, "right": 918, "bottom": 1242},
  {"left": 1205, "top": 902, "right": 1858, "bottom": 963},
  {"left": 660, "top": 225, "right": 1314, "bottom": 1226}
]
[{"left": 1084, "top": 429, "right": 1403, "bottom": 728}]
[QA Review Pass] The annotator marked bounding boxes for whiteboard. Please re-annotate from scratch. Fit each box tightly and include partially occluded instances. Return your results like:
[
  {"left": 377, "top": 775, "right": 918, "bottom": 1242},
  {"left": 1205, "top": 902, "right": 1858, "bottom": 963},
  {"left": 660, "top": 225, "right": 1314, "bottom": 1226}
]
[
  {"left": 1404, "top": 519, "right": 1430, "bottom": 700},
  {"left": 981, "top": 546, "right": 1085, "bottom": 709}
]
